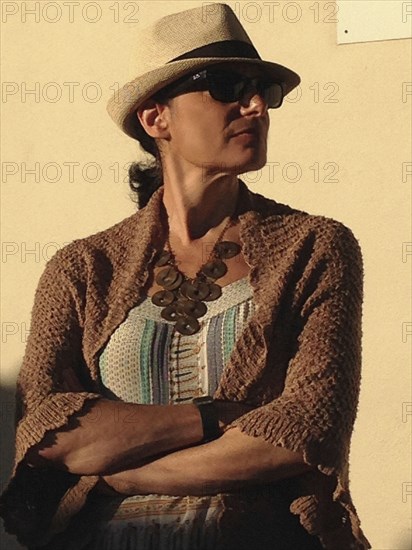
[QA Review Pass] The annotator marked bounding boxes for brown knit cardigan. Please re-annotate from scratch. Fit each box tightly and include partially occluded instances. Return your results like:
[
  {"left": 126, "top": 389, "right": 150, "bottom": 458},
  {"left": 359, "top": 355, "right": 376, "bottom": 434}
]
[{"left": 0, "top": 181, "right": 371, "bottom": 549}]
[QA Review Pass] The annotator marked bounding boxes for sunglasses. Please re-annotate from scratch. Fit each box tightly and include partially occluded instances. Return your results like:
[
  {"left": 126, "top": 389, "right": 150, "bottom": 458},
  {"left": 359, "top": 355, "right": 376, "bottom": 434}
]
[{"left": 153, "top": 69, "right": 284, "bottom": 109}]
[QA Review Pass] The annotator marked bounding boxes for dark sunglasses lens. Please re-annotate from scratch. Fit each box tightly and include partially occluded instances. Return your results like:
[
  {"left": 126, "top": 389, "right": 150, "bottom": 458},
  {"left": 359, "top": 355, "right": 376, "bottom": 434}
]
[
  {"left": 261, "top": 82, "right": 283, "bottom": 108},
  {"left": 207, "top": 73, "right": 244, "bottom": 102},
  {"left": 207, "top": 73, "right": 283, "bottom": 108}
]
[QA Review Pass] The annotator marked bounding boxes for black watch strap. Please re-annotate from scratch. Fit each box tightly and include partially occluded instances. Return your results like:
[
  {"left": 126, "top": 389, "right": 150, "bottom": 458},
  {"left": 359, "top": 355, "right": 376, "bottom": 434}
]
[{"left": 192, "top": 396, "right": 220, "bottom": 443}]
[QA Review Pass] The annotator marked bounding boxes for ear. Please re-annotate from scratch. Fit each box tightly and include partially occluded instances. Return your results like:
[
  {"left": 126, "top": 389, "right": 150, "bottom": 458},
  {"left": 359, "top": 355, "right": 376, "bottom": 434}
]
[{"left": 137, "top": 100, "right": 169, "bottom": 139}]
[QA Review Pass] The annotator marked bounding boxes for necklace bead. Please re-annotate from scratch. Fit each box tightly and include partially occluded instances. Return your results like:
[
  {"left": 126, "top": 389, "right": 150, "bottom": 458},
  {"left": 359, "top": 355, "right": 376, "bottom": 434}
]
[
  {"left": 155, "top": 250, "right": 172, "bottom": 267},
  {"left": 201, "top": 259, "right": 227, "bottom": 279},
  {"left": 151, "top": 289, "right": 175, "bottom": 307},
  {"left": 156, "top": 267, "right": 183, "bottom": 290},
  {"left": 181, "top": 280, "right": 210, "bottom": 301},
  {"left": 203, "top": 283, "right": 222, "bottom": 301},
  {"left": 161, "top": 304, "right": 179, "bottom": 321},
  {"left": 215, "top": 241, "right": 242, "bottom": 259},
  {"left": 180, "top": 299, "right": 207, "bottom": 318}
]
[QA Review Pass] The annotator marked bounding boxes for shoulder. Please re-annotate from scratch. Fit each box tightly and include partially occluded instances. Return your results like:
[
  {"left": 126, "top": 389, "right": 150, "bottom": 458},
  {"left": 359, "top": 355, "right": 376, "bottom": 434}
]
[
  {"left": 247, "top": 191, "right": 364, "bottom": 302},
  {"left": 40, "top": 209, "right": 144, "bottom": 282},
  {"left": 244, "top": 188, "right": 363, "bottom": 288},
  {"left": 249, "top": 188, "right": 362, "bottom": 258}
]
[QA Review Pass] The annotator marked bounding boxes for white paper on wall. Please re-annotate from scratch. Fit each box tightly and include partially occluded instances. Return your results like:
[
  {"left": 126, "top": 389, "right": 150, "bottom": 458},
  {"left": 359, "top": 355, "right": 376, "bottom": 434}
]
[{"left": 337, "top": 0, "right": 412, "bottom": 44}]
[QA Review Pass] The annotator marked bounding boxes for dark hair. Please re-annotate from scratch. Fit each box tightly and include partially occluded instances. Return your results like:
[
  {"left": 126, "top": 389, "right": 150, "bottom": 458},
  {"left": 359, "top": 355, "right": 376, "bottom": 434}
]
[{"left": 127, "top": 114, "right": 164, "bottom": 209}]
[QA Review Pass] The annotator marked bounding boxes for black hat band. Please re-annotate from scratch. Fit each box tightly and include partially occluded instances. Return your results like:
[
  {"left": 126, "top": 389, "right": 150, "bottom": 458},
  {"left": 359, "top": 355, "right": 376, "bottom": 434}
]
[{"left": 168, "top": 40, "right": 261, "bottom": 63}]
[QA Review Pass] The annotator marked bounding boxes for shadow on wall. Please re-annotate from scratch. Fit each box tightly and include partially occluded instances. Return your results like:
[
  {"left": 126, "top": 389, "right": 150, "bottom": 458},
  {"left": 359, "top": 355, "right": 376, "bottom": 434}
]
[{"left": 1, "top": 383, "right": 26, "bottom": 550}]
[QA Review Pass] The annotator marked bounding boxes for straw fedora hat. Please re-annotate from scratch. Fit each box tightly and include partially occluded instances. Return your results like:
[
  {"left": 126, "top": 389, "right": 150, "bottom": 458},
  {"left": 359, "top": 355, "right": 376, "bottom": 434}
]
[{"left": 107, "top": 3, "right": 301, "bottom": 140}]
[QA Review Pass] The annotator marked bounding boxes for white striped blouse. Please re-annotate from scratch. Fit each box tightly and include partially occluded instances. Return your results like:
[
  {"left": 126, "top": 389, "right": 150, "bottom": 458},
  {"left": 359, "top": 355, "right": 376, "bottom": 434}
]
[{"left": 94, "top": 276, "right": 255, "bottom": 549}]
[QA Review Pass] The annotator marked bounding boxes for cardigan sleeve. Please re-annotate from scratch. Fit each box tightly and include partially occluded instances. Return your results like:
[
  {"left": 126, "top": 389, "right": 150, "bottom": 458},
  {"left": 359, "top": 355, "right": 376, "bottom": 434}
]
[
  {"left": 226, "top": 221, "right": 370, "bottom": 548},
  {"left": 228, "top": 221, "right": 364, "bottom": 473},
  {"left": 0, "top": 246, "right": 103, "bottom": 547}
]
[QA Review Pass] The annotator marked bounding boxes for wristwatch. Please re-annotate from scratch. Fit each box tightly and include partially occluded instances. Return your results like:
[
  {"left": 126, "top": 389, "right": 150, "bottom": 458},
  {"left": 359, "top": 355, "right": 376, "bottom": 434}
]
[{"left": 192, "top": 395, "right": 221, "bottom": 443}]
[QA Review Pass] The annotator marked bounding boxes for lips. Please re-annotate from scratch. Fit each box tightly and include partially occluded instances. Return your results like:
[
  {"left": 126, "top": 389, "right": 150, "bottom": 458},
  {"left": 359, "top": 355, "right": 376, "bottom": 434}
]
[
  {"left": 230, "top": 127, "right": 259, "bottom": 140},
  {"left": 231, "top": 127, "right": 259, "bottom": 138}
]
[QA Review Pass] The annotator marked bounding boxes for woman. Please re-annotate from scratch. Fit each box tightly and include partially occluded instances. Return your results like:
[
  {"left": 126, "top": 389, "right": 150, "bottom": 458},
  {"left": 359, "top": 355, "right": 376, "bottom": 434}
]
[{"left": 0, "top": 4, "right": 371, "bottom": 550}]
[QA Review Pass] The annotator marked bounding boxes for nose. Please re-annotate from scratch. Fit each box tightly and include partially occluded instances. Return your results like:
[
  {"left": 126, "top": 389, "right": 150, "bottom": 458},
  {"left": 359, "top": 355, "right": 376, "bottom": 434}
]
[{"left": 239, "top": 88, "right": 268, "bottom": 116}]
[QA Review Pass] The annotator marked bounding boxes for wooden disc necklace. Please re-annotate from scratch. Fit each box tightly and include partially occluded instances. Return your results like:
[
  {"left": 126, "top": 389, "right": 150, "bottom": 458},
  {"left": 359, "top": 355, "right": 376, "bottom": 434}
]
[{"left": 151, "top": 214, "right": 241, "bottom": 335}]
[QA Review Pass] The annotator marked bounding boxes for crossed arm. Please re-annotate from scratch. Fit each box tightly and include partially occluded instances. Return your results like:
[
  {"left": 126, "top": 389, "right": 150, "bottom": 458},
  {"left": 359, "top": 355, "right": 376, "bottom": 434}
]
[
  {"left": 97, "top": 425, "right": 314, "bottom": 497},
  {"left": 26, "top": 397, "right": 313, "bottom": 497}
]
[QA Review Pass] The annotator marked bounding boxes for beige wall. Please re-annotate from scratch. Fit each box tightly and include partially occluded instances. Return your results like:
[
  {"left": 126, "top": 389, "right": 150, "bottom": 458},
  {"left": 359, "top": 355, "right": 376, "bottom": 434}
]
[{"left": 1, "top": 1, "right": 411, "bottom": 548}]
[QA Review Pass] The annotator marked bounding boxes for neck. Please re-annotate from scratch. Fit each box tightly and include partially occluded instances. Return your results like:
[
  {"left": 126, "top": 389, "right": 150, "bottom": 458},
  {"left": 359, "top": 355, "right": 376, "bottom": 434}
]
[{"left": 161, "top": 168, "right": 240, "bottom": 246}]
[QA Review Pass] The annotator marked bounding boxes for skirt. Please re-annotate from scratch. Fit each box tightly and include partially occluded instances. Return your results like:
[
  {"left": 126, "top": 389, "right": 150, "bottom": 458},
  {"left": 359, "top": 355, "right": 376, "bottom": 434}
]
[{"left": 34, "top": 484, "right": 324, "bottom": 550}]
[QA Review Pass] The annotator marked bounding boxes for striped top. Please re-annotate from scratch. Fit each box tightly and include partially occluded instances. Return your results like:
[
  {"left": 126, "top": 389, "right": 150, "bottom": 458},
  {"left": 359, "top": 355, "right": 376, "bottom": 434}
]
[
  {"left": 94, "top": 276, "right": 255, "bottom": 549},
  {"left": 99, "top": 276, "right": 255, "bottom": 403}
]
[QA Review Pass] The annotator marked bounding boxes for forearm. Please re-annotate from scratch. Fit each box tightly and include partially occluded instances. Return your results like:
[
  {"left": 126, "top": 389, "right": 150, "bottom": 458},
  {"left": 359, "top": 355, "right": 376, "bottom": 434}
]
[
  {"left": 101, "top": 426, "right": 315, "bottom": 496},
  {"left": 26, "top": 398, "right": 204, "bottom": 475}
]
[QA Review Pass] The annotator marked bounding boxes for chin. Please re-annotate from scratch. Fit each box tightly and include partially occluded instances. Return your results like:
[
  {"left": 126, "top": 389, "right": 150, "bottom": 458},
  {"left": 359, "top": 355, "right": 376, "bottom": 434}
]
[{"left": 235, "top": 151, "right": 267, "bottom": 174}]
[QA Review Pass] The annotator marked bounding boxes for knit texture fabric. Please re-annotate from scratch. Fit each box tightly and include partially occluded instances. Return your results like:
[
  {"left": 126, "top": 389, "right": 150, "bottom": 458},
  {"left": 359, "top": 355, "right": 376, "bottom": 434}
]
[{"left": 0, "top": 180, "right": 371, "bottom": 550}]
